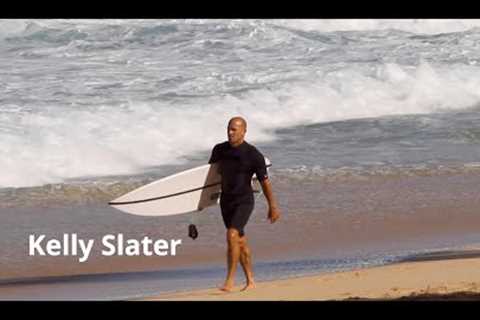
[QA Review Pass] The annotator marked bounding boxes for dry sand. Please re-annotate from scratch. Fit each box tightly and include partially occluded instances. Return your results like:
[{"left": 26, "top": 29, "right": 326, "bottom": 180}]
[{"left": 142, "top": 250, "right": 480, "bottom": 301}]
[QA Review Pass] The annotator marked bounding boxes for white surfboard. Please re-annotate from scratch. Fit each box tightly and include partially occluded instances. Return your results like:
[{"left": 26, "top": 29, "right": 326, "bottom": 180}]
[{"left": 108, "top": 157, "right": 271, "bottom": 216}]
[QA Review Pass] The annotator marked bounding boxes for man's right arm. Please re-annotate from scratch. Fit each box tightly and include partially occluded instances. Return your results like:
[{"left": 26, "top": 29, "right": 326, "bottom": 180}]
[{"left": 208, "top": 144, "right": 219, "bottom": 164}]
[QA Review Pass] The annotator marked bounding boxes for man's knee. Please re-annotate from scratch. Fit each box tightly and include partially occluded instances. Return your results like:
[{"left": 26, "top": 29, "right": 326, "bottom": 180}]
[{"left": 226, "top": 228, "right": 240, "bottom": 244}]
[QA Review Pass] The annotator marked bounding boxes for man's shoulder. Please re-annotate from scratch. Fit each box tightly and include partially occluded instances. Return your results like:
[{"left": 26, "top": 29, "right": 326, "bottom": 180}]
[
  {"left": 211, "top": 141, "right": 230, "bottom": 156},
  {"left": 209, "top": 141, "right": 229, "bottom": 164},
  {"left": 213, "top": 141, "right": 230, "bottom": 150},
  {"left": 244, "top": 142, "right": 264, "bottom": 158}
]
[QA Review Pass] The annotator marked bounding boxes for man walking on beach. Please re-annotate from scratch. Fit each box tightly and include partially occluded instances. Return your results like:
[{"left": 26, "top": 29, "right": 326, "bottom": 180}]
[{"left": 209, "top": 116, "right": 281, "bottom": 292}]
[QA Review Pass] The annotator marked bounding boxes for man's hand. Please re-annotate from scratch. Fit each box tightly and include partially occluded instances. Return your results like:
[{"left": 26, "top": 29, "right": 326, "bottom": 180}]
[{"left": 268, "top": 206, "right": 280, "bottom": 223}]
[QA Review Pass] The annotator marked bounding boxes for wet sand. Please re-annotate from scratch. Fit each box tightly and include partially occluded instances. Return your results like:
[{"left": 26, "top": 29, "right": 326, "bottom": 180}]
[
  {"left": 2, "top": 172, "right": 480, "bottom": 299},
  {"left": 143, "top": 249, "right": 480, "bottom": 300}
]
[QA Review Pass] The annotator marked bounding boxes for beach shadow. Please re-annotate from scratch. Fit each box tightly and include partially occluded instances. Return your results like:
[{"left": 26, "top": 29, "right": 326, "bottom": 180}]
[{"left": 347, "top": 291, "right": 480, "bottom": 301}]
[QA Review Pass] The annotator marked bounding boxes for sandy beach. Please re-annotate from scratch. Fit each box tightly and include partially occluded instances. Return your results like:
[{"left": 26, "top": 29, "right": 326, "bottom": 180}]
[{"left": 143, "top": 250, "right": 480, "bottom": 301}]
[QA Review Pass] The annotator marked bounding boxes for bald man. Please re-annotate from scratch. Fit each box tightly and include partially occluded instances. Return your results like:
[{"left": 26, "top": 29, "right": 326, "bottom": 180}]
[{"left": 208, "top": 116, "right": 280, "bottom": 292}]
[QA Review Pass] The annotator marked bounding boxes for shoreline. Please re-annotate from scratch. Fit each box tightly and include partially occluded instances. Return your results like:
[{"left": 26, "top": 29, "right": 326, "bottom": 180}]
[{"left": 141, "top": 249, "right": 480, "bottom": 301}]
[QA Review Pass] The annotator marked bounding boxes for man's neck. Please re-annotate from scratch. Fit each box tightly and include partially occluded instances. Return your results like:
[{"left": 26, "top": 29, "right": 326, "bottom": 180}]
[{"left": 230, "top": 140, "right": 245, "bottom": 148}]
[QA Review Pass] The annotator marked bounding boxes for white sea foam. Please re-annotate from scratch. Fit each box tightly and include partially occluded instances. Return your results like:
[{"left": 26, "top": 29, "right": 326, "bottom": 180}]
[{"left": 2, "top": 61, "right": 480, "bottom": 188}]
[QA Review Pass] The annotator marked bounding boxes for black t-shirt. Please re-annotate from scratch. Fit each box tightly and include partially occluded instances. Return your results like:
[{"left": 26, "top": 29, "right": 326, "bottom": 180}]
[{"left": 208, "top": 141, "right": 268, "bottom": 196}]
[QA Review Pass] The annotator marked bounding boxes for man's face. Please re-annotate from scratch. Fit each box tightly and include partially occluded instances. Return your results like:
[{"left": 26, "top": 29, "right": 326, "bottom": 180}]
[{"left": 227, "top": 120, "right": 246, "bottom": 146}]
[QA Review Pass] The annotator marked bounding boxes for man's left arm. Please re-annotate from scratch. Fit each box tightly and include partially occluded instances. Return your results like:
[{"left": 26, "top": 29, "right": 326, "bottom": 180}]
[
  {"left": 260, "top": 178, "right": 280, "bottom": 223},
  {"left": 253, "top": 149, "right": 280, "bottom": 223}
]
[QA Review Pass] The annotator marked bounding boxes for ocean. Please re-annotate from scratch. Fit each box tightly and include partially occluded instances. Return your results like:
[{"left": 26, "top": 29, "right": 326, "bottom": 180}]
[{"left": 1, "top": 19, "right": 480, "bottom": 300}]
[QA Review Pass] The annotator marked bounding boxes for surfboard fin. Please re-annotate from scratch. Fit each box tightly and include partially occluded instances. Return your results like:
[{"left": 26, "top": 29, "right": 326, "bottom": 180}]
[{"left": 188, "top": 224, "right": 198, "bottom": 240}]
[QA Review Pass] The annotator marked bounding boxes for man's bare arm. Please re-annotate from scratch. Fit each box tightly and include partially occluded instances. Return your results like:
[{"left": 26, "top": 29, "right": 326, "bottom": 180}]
[{"left": 260, "top": 178, "right": 280, "bottom": 223}]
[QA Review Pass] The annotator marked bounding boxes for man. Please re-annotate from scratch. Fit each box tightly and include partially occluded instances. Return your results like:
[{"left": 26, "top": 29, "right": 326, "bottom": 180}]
[{"left": 208, "top": 116, "right": 280, "bottom": 292}]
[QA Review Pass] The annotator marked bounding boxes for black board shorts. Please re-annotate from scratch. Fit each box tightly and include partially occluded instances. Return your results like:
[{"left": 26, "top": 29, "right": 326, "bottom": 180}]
[{"left": 220, "top": 193, "right": 254, "bottom": 237}]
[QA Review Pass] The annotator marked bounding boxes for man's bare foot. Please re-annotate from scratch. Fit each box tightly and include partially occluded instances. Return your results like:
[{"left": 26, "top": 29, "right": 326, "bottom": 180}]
[
  {"left": 219, "top": 281, "right": 234, "bottom": 292},
  {"left": 241, "top": 281, "right": 256, "bottom": 291}
]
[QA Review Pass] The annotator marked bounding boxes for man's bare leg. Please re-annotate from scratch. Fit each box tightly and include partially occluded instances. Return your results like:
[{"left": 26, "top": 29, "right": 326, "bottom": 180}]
[
  {"left": 239, "top": 235, "right": 256, "bottom": 291},
  {"left": 220, "top": 228, "right": 240, "bottom": 292}
]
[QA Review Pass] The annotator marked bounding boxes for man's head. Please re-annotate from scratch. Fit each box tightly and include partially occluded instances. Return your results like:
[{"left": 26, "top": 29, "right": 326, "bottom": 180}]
[{"left": 227, "top": 116, "right": 247, "bottom": 147}]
